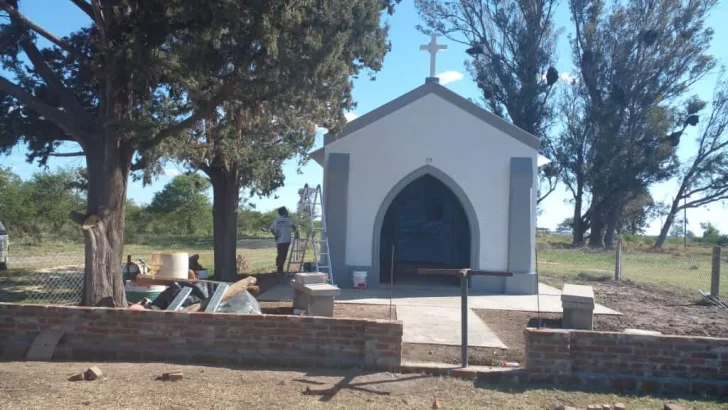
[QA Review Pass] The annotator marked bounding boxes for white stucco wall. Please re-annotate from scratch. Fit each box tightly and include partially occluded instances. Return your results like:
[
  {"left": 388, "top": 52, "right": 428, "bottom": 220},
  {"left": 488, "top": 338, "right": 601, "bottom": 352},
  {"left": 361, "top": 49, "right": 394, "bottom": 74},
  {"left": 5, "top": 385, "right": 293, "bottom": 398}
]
[{"left": 325, "top": 93, "right": 538, "bottom": 272}]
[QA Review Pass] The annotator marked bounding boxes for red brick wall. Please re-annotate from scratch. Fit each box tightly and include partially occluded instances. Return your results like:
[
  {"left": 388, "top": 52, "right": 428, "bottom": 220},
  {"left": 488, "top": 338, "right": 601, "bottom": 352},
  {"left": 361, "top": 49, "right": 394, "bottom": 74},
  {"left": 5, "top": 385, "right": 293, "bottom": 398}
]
[
  {"left": 525, "top": 328, "right": 728, "bottom": 396},
  {"left": 0, "top": 303, "right": 402, "bottom": 370}
]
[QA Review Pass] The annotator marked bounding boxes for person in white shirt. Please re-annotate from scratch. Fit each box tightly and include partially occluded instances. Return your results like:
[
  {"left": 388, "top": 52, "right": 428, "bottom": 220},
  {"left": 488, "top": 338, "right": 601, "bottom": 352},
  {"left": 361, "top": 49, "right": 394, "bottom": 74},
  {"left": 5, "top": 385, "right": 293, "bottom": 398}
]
[{"left": 269, "top": 207, "right": 297, "bottom": 273}]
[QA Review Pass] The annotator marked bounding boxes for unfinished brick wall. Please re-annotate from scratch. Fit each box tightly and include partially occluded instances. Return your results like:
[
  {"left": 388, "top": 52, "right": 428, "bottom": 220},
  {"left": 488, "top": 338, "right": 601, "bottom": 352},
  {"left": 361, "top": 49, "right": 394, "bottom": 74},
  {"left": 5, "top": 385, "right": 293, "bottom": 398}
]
[
  {"left": 0, "top": 303, "right": 402, "bottom": 370},
  {"left": 525, "top": 328, "right": 728, "bottom": 396}
]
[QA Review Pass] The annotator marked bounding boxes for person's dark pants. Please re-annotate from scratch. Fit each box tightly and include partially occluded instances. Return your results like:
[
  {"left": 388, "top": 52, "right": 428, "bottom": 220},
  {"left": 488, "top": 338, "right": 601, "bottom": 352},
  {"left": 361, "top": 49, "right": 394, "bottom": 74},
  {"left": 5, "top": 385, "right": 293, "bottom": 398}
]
[{"left": 276, "top": 242, "right": 291, "bottom": 273}]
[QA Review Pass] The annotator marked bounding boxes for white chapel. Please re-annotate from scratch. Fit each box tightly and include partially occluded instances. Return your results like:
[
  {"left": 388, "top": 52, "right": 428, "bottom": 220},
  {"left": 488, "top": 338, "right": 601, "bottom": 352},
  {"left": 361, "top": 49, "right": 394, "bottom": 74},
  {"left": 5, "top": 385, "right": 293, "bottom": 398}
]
[{"left": 309, "top": 36, "right": 540, "bottom": 295}]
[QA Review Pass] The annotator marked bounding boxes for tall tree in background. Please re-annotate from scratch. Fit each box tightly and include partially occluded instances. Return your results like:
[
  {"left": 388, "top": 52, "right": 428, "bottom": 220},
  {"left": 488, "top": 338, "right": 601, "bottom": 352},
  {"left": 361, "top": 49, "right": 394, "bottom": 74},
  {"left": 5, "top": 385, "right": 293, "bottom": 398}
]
[
  {"left": 0, "top": 0, "right": 399, "bottom": 305},
  {"left": 143, "top": 1, "right": 399, "bottom": 281},
  {"left": 148, "top": 174, "right": 212, "bottom": 236},
  {"left": 415, "top": 0, "right": 562, "bottom": 203},
  {"left": 566, "top": 0, "right": 717, "bottom": 247},
  {"left": 654, "top": 76, "right": 728, "bottom": 248}
]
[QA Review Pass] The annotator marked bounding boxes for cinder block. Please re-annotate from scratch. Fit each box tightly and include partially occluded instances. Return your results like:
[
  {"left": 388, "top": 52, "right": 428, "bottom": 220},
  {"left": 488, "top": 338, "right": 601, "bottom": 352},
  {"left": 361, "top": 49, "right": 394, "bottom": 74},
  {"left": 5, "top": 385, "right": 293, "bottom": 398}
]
[
  {"left": 562, "top": 308, "right": 593, "bottom": 330},
  {"left": 294, "top": 272, "right": 329, "bottom": 284},
  {"left": 307, "top": 295, "right": 335, "bottom": 317}
]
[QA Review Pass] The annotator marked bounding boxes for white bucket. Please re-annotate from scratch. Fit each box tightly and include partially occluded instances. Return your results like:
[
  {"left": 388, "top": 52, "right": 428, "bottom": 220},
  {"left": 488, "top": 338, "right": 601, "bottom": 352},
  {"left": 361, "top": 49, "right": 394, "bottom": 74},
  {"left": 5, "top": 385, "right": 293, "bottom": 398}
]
[
  {"left": 151, "top": 252, "right": 189, "bottom": 280},
  {"left": 352, "top": 271, "right": 367, "bottom": 289}
]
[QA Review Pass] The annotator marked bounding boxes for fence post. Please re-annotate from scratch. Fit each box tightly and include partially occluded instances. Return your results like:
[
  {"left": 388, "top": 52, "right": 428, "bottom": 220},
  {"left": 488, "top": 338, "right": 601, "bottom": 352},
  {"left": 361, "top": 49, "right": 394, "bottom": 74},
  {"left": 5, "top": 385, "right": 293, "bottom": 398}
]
[
  {"left": 712, "top": 246, "right": 722, "bottom": 298},
  {"left": 615, "top": 240, "right": 623, "bottom": 281}
]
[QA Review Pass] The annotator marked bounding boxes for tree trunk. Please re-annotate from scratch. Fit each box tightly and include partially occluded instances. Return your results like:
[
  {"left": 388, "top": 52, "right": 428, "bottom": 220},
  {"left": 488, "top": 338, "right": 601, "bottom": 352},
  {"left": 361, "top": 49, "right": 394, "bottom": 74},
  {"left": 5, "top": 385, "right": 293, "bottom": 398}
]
[
  {"left": 588, "top": 203, "right": 606, "bottom": 248},
  {"left": 209, "top": 167, "right": 240, "bottom": 282},
  {"left": 654, "top": 204, "right": 679, "bottom": 249},
  {"left": 604, "top": 207, "right": 620, "bottom": 248},
  {"left": 571, "top": 184, "right": 585, "bottom": 246},
  {"left": 79, "top": 138, "right": 133, "bottom": 307}
]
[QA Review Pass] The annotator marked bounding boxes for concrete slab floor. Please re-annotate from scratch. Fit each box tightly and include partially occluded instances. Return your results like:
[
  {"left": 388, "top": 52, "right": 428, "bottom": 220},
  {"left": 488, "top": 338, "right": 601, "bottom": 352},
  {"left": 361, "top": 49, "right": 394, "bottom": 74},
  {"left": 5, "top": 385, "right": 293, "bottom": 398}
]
[
  {"left": 396, "top": 305, "right": 507, "bottom": 348},
  {"left": 259, "top": 282, "right": 621, "bottom": 316}
]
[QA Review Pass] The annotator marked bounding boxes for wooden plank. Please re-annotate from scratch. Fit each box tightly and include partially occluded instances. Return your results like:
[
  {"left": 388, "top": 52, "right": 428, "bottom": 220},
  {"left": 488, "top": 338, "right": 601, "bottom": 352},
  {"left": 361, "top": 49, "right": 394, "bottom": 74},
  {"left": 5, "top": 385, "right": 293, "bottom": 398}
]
[{"left": 26, "top": 329, "right": 64, "bottom": 361}]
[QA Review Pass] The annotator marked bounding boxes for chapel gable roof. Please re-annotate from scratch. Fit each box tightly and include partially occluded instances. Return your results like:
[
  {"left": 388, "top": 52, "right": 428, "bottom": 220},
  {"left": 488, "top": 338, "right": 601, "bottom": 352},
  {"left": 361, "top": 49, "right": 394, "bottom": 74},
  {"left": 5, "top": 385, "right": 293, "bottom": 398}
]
[{"left": 310, "top": 81, "right": 540, "bottom": 165}]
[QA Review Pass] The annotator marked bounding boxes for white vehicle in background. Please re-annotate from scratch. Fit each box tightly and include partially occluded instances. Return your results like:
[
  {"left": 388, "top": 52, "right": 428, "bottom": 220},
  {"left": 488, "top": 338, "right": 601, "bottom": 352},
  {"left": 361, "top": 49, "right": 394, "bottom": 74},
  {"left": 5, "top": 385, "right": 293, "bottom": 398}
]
[{"left": 0, "top": 221, "right": 8, "bottom": 270}]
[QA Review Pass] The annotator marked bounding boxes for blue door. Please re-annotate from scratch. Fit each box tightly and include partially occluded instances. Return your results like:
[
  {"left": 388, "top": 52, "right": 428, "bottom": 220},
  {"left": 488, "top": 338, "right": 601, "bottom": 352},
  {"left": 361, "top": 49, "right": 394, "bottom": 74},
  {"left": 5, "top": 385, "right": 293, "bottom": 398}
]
[{"left": 380, "top": 174, "right": 471, "bottom": 285}]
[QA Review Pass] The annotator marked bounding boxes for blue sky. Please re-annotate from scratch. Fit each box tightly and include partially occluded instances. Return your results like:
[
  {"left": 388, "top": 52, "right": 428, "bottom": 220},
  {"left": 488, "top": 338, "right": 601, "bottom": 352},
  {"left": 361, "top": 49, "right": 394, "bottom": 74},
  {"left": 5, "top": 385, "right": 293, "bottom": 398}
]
[{"left": 3, "top": 1, "right": 728, "bottom": 235}]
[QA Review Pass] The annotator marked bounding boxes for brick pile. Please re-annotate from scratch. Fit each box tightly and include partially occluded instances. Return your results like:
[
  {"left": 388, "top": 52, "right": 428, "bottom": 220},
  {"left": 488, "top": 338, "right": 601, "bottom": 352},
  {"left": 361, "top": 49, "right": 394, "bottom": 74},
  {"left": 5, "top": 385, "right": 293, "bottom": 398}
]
[{"left": 0, "top": 303, "right": 403, "bottom": 371}]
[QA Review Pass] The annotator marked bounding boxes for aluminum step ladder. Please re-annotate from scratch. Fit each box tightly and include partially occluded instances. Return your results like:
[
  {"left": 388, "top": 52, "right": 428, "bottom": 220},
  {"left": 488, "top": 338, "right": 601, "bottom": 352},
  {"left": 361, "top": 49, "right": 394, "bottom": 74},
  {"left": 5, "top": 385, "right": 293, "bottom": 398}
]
[{"left": 286, "top": 184, "right": 334, "bottom": 284}]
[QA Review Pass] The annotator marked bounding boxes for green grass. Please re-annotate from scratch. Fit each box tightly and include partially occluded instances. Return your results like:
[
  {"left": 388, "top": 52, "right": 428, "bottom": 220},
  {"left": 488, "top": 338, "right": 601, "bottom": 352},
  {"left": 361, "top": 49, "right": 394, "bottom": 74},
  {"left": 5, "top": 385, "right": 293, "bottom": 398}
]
[{"left": 537, "top": 239, "right": 724, "bottom": 295}]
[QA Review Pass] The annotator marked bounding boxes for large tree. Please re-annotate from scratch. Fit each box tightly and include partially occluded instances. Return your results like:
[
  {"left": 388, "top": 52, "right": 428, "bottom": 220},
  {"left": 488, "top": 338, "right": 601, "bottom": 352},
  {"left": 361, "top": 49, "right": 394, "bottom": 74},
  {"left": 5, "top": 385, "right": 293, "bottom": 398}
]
[
  {"left": 142, "top": 1, "right": 399, "bottom": 281},
  {"left": 565, "top": 0, "right": 717, "bottom": 247},
  {"left": 415, "top": 0, "right": 562, "bottom": 202},
  {"left": 654, "top": 77, "right": 728, "bottom": 248},
  {"left": 0, "top": 0, "right": 399, "bottom": 305}
]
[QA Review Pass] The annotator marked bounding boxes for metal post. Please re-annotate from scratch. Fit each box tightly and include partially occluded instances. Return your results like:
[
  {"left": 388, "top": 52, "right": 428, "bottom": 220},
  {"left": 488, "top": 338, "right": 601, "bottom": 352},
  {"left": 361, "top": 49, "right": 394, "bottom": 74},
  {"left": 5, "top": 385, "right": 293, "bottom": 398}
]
[
  {"left": 615, "top": 240, "right": 623, "bottom": 281},
  {"left": 460, "top": 269, "right": 468, "bottom": 368},
  {"left": 712, "top": 246, "right": 722, "bottom": 298}
]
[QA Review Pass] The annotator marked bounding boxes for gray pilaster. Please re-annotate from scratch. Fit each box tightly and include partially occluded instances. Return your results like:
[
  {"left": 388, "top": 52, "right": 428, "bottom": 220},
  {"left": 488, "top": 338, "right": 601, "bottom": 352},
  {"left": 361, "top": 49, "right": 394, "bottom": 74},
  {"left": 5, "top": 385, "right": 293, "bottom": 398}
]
[
  {"left": 325, "top": 153, "right": 350, "bottom": 286},
  {"left": 506, "top": 157, "right": 537, "bottom": 295}
]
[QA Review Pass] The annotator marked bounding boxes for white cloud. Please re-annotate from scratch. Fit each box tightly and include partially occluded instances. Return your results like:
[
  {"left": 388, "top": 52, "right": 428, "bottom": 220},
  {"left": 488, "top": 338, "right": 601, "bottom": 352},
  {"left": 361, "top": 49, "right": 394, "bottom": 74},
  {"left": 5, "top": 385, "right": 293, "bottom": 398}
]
[
  {"left": 163, "top": 167, "right": 181, "bottom": 177},
  {"left": 436, "top": 71, "right": 464, "bottom": 85},
  {"left": 344, "top": 112, "right": 358, "bottom": 122}
]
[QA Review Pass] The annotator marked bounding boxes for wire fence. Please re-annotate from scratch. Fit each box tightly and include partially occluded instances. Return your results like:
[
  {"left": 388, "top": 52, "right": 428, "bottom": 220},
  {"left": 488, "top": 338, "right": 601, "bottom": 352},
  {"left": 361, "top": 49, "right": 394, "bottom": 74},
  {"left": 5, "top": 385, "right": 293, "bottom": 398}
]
[
  {"left": 536, "top": 241, "right": 724, "bottom": 295},
  {"left": 0, "top": 239, "right": 279, "bottom": 305},
  {"left": 2, "top": 237, "right": 724, "bottom": 305}
]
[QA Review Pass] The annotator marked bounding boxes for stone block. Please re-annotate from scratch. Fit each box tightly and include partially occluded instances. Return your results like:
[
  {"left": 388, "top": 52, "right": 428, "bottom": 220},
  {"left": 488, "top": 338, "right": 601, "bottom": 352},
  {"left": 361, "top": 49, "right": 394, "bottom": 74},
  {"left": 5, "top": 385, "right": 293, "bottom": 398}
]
[
  {"left": 562, "top": 307, "right": 593, "bottom": 330},
  {"left": 561, "top": 300, "right": 595, "bottom": 310},
  {"left": 561, "top": 284, "right": 594, "bottom": 304},
  {"left": 308, "top": 295, "right": 335, "bottom": 317},
  {"left": 294, "top": 272, "right": 328, "bottom": 284}
]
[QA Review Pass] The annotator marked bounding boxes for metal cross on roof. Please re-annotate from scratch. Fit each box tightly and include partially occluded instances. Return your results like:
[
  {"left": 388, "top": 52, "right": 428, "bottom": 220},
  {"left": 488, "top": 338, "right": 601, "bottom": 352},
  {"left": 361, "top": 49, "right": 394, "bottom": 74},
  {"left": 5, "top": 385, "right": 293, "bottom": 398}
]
[{"left": 420, "top": 34, "right": 447, "bottom": 78}]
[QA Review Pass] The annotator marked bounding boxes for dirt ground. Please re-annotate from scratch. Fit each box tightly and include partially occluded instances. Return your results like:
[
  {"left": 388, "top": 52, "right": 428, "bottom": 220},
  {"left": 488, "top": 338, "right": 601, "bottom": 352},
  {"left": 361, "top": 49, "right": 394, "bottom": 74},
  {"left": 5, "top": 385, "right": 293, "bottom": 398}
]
[
  {"left": 403, "top": 275, "right": 728, "bottom": 366},
  {"left": 0, "top": 362, "right": 722, "bottom": 410}
]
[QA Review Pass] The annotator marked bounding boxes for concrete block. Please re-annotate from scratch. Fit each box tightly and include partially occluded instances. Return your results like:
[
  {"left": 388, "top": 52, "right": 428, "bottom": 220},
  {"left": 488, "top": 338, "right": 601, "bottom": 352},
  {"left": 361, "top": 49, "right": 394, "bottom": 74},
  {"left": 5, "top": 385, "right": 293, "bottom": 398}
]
[
  {"left": 561, "top": 284, "right": 594, "bottom": 304},
  {"left": 294, "top": 272, "right": 328, "bottom": 284},
  {"left": 562, "top": 300, "right": 595, "bottom": 310},
  {"left": 563, "top": 307, "right": 593, "bottom": 330},
  {"left": 308, "top": 295, "right": 335, "bottom": 317},
  {"left": 298, "top": 283, "right": 341, "bottom": 296}
]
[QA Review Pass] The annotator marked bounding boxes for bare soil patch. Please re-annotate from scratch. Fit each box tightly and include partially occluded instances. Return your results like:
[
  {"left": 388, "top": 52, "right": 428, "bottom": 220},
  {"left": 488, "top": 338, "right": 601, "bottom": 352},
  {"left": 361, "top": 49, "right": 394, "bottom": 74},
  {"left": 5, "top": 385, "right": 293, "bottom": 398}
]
[
  {"left": 258, "top": 301, "right": 395, "bottom": 321},
  {"left": 544, "top": 274, "right": 728, "bottom": 338},
  {"left": 0, "top": 361, "right": 722, "bottom": 410}
]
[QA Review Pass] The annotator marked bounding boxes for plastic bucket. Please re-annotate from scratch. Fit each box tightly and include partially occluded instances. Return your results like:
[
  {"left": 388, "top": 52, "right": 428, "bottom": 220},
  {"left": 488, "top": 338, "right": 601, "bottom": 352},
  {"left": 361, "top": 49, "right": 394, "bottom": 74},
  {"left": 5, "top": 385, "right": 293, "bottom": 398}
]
[
  {"left": 352, "top": 271, "right": 367, "bottom": 289},
  {"left": 125, "top": 283, "right": 167, "bottom": 304}
]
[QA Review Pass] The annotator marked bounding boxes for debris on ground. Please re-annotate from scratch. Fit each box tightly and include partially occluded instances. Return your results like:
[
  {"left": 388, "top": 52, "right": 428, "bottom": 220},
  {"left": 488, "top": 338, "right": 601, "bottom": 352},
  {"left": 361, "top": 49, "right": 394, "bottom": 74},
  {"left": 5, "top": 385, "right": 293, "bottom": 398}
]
[
  {"left": 432, "top": 398, "right": 443, "bottom": 409},
  {"left": 83, "top": 367, "right": 103, "bottom": 381},
  {"left": 68, "top": 367, "right": 103, "bottom": 382},
  {"left": 158, "top": 371, "right": 184, "bottom": 381},
  {"left": 664, "top": 403, "right": 687, "bottom": 410}
]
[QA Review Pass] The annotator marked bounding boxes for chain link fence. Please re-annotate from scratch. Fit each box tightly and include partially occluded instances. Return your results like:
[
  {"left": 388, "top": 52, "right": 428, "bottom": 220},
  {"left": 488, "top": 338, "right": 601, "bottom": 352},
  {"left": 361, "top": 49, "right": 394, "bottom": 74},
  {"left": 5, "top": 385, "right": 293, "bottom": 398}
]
[
  {"left": 537, "top": 240, "right": 724, "bottom": 295},
  {"left": 0, "top": 239, "right": 278, "bottom": 305}
]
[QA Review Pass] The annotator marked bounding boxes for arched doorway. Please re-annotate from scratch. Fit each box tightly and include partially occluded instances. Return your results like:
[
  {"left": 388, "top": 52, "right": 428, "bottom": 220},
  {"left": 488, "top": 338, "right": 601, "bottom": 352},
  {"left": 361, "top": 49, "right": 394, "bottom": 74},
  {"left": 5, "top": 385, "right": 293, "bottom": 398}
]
[{"left": 379, "top": 174, "right": 471, "bottom": 286}]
